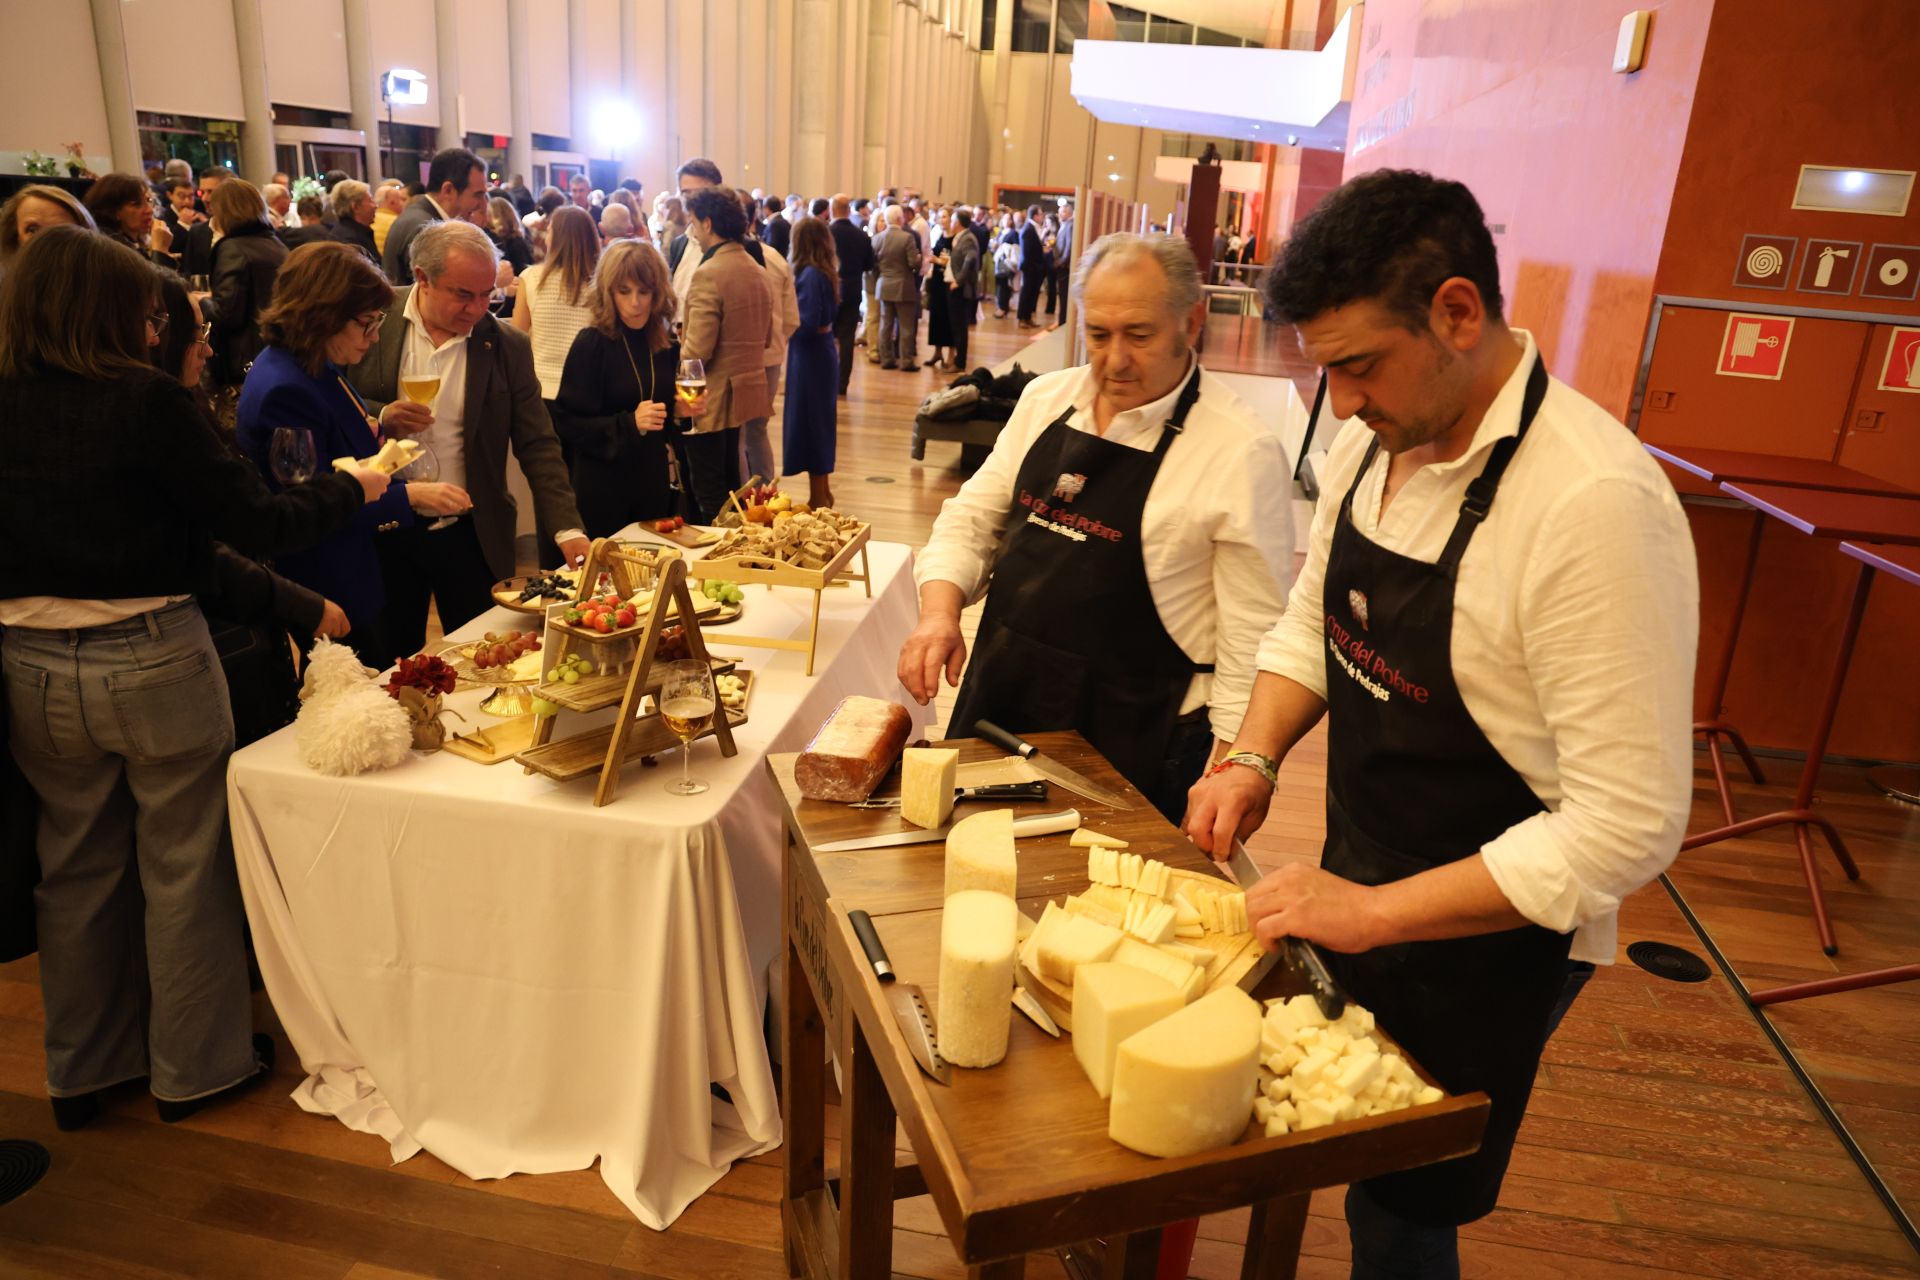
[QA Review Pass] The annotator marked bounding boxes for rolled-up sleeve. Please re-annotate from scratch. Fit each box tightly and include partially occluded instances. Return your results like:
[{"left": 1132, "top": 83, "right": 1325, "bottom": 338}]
[{"left": 1479, "top": 475, "right": 1699, "bottom": 935}]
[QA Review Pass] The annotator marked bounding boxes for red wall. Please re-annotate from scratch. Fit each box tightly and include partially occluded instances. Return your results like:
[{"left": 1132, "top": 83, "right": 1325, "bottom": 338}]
[{"left": 1341, "top": 0, "right": 1716, "bottom": 418}]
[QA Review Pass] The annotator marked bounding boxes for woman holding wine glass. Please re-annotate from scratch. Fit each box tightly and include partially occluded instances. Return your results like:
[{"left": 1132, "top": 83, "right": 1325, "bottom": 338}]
[{"left": 236, "top": 242, "right": 471, "bottom": 665}]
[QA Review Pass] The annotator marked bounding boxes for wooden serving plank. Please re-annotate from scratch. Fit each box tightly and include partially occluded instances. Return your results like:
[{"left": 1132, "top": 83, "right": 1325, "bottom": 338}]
[
  {"left": 695, "top": 520, "right": 872, "bottom": 590},
  {"left": 535, "top": 656, "right": 737, "bottom": 714},
  {"left": 443, "top": 714, "right": 542, "bottom": 765},
  {"left": 515, "top": 704, "right": 749, "bottom": 782}
]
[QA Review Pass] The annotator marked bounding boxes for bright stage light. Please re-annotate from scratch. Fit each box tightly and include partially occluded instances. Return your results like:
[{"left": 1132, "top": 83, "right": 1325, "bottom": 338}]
[{"left": 594, "top": 101, "right": 643, "bottom": 151}]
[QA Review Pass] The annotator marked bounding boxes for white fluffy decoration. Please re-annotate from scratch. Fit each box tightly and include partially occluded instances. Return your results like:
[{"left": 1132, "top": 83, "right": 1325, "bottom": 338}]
[{"left": 295, "top": 639, "right": 413, "bottom": 776}]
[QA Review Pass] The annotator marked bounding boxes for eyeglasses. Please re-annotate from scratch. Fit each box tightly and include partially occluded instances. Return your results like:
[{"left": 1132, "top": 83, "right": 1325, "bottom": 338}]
[
  {"left": 147, "top": 310, "right": 170, "bottom": 334},
  {"left": 355, "top": 312, "right": 386, "bottom": 338},
  {"left": 193, "top": 320, "right": 214, "bottom": 345}
]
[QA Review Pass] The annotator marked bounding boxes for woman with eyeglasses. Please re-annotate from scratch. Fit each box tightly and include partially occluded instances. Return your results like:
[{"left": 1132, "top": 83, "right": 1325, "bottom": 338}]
[
  {"left": 0, "top": 227, "right": 390, "bottom": 1132},
  {"left": 236, "top": 242, "right": 459, "bottom": 665}
]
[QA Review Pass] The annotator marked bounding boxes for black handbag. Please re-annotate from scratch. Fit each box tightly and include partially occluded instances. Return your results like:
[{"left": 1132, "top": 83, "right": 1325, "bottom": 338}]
[
  {"left": 205, "top": 617, "right": 301, "bottom": 750},
  {"left": 0, "top": 703, "right": 40, "bottom": 963}
]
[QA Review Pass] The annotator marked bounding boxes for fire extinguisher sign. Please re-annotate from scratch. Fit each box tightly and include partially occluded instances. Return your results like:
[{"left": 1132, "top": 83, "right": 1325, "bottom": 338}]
[
  {"left": 1716, "top": 313, "right": 1795, "bottom": 381},
  {"left": 1878, "top": 327, "right": 1920, "bottom": 395}
]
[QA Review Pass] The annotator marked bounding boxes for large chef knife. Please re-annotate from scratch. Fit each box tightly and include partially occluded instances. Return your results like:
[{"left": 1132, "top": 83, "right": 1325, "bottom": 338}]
[
  {"left": 849, "top": 781, "right": 1049, "bottom": 809},
  {"left": 1226, "top": 840, "right": 1345, "bottom": 1019},
  {"left": 972, "top": 720, "right": 1136, "bottom": 811},
  {"left": 815, "top": 807, "right": 1081, "bottom": 853},
  {"left": 847, "top": 909, "right": 951, "bottom": 1085}
]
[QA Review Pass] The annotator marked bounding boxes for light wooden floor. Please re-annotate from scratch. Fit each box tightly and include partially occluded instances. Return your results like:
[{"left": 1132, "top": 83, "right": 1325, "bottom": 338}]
[{"left": 1, "top": 307, "right": 1916, "bottom": 1277}]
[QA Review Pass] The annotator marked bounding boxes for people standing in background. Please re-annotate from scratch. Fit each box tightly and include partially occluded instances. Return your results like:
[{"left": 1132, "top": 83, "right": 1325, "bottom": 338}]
[
  {"left": 371, "top": 181, "right": 406, "bottom": 258},
  {"left": 330, "top": 180, "right": 378, "bottom": 263},
  {"left": 203, "top": 179, "right": 289, "bottom": 387},
  {"left": 783, "top": 216, "right": 840, "bottom": 510},
  {"left": 970, "top": 204, "right": 994, "bottom": 320},
  {"left": 505, "top": 174, "right": 536, "bottom": 217},
  {"left": 864, "top": 201, "right": 889, "bottom": 365},
  {"left": 666, "top": 157, "right": 725, "bottom": 325},
  {"left": 383, "top": 147, "right": 488, "bottom": 285},
  {"left": 82, "top": 173, "right": 177, "bottom": 267},
  {"left": 827, "top": 194, "right": 874, "bottom": 397},
  {"left": 511, "top": 205, "right": 601, "bottom": 566},
  {"left": 926, "top": 213, "right": 957, "bottom": 371},
  {"left": 1050, "top": 201, "right": 1075, "bottom": 326},
  {"left": 278, "top": 198, "right": 332, "bottom": 250},
  {"left": 945, "top": 207, "right": 981, "bottom": 371},
  {"left": 0, "top": 185, "right": 94, "bottom": 276},
  {"left": 761, "top": 196, "right": 792, "bottom": 258},
  {"left": 567, "top": 173, "right": 602, "bottom": 225},
  {"left": 552, "top": 239, "right": 680, "bottom": 538},
  {"left": 873, "top": 204, "right": 923, "bottom": 372},
  {"left": 160, "top": 178, "right": 202, "bottom": 240},
  {"left": 261, "top": 184, "right": 293, "bottom": 230},
  {"left": 599, "top": 201, "right": 638, "bottom": 246},
  {"left": 488, "top": 197, "right": 534, "bottom": 276},
  {"left": 993, "top": 211, "right": 1020, "bottom": 318},
  {"left": 677, "top": 186, "right": 774, "bottom": 522},
  {"left": 808, "top": 196, "right": 830, "bottom": 222},
  {"left": 1016, "top": 203, "right": 1049, "bottom": 328},
  {"left": 743, "top": 190, "right": 801, "bottom": 488}
]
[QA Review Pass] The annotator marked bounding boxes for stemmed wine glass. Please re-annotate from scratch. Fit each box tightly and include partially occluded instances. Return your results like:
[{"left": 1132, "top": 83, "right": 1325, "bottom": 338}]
[
  {"left": 396, "top": 441, "right": 456, "bottom": 530},
  {"left": 268, "top": 427, "right": 316, "bottom": 486},
  {"left": 675, "top": 357, "right": 706, "bottom": 412},
  {"left": 658, "top": 660, "right": 717, "bottom": 796}
]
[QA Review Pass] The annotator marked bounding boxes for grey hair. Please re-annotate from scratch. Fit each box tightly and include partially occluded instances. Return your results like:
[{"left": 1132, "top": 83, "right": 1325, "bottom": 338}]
[
  {"left": 1071, "top": 233, "right": 1203, "bottom": 317},
  {"left": 410, "top": 218, "right": 499, "bottom": 279},
  {"left": 330, "top": 179, "right": 370, "bottom": 219}
]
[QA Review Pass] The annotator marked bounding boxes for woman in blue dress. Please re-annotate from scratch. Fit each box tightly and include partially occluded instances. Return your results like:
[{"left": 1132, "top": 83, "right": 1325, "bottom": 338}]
[
  {"left": 236, "top": 243, "right": 471, "bottom": 666},
  {"left": 781, "top": 217, "right": 841, "bottom": 510}
]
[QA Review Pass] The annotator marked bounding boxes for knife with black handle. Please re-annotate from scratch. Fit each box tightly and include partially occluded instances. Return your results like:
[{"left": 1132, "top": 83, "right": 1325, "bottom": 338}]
[{"left": 847, "top": 909, "right": 952, "bottom": 1085}]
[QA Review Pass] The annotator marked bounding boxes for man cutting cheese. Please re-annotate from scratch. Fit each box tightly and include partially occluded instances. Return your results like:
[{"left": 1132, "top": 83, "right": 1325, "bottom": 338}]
[
  {"left": 1184, "top": 171, "right": 1698, "bottom": 1276},
  {"left": 900, "top": 233, "right": 1293, "bottom": 820}
]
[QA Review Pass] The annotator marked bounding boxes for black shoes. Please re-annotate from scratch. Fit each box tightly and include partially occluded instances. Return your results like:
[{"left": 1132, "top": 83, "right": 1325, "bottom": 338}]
[
  {"left": 50, "top": 1091, "right": 100, "bottom": 1132},
  {"left": 156, "top": 1034, "right": 276, "bottom": 1124}
]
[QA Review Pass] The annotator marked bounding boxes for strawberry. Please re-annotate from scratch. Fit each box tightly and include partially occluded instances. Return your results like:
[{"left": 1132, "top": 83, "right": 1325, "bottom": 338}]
[{"left": 615, "top": 608, "right": 635, "bottom": 626}]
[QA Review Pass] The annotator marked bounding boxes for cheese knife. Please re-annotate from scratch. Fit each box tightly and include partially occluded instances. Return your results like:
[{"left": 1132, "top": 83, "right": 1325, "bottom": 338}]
[
  {"left": 1011, "top": 968, "right": 1062, "bottom": 1036},
  {"left": 972, "top": 721, "right": 1136, "bottom": 811},
  {"left": 847, "top": 909, "right": 951, "bottom": 1085},
  {"left": 815, "top": 807, "right": 1082, "bottom": 853},
  {"left": 849, "top": 781, "right": 1049, "bottom": 809},
  {"left": 1225, "top": 839, "right": 1345, "bottom": 1019}
]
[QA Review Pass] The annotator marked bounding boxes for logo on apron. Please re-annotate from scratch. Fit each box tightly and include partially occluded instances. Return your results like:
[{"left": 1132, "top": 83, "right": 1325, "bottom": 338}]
[
  {"left": 1052, "top": 473, "right": 1088, "bottom": 503},
  {"left": 1348, "top": 588, "right": 1370, "bottom": 630}
]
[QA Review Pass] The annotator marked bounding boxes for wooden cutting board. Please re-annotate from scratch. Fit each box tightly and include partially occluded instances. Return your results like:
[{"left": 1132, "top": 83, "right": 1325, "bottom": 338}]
[{"left": 443, "top": 713, "right": 543, "bottom": 765}]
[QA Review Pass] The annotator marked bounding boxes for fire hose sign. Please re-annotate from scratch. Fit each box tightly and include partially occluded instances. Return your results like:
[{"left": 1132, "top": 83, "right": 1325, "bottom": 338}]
[{"left": 1717, "top": 313, "right": 1795, "bottom": 381}]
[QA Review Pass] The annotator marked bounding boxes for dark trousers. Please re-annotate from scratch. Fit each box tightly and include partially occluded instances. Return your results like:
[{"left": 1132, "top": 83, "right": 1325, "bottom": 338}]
[
  {"left": 1345, "top": 960, "right": 1596, "bottom": 1279},
  {"left": 834, "top": 297, "right": 861, "bottom": 394},
  {"left": 677, "top": 426, "right": 741, "bottom": 524},
  {"left": 995, "top": 272, "right": 1014, "bottom": 313},
  {"left": 948, "top": 293, "right": 974, "bottom": 370},
  {"left": 1052, "top": 266, "right": 1070, "bottom": 321},
  {"left": 1145, "top": 712, "right": 1215, "bottom": 825},
  {"left": 535, "top": 398, "right": 570, "bottom": 570},
  {"left": 1016, "top": 270, "right": 1044, "bottom": 323},
  {"left": 376, "top": 518, "right": 497, "bottom": 660}
]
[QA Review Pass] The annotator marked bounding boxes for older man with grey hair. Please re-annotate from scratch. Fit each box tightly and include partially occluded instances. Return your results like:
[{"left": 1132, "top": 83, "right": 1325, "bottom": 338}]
[
  {"left": 350, "top": 219, "right": 589, "bottom": 656},
  {"left": 328, "top": 179, "right": 379, "bottom": 262},
  {"left": 873, "top": 203, "right": 923, "bottom": 370},
  {"left": 899, "top": 232, "right": 1295, "bottom": 819}
]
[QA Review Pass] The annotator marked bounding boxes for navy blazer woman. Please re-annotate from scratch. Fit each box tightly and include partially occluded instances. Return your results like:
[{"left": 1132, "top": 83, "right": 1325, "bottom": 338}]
[{"left": 236, "top": 344, "right": 416, "bottom": 663}]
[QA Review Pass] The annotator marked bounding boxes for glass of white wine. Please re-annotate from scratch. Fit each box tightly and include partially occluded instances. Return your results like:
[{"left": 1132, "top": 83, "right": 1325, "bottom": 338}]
[
  {"left": 399, "top": 374, "right": 441, "bottom": 406},
  {"left": 675, "top": 357, "right": 706, "bottom": 413},
  {"left": 658, "top": 659, "right": 717, "bottom": 796}
]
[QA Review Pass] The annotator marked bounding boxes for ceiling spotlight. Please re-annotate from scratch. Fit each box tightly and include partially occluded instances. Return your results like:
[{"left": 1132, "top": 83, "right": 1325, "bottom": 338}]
[
  {"left": 1286, "top": 133, "right": 1298, "bottom": 146},
  {"left": 1108, "top": 172, "right": 1121, "bottom": 182}
]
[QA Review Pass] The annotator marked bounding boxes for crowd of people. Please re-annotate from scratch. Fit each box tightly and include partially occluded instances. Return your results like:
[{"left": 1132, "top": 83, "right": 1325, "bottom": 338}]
[{"left": 0, "top": 144, "right": 1082, "bottom": 1134}]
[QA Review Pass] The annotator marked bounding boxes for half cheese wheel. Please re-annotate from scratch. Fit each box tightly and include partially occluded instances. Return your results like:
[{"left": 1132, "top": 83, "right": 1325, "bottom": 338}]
[
  {"left": 1108, "top": 986, "right": 1262, "bottom": 1157},
  {"left": 1072, "top": 962, "right": 1183, "bottom": 1100},
  {"left": 945, "top": 808, "right": 1016, "bottom": 898}
]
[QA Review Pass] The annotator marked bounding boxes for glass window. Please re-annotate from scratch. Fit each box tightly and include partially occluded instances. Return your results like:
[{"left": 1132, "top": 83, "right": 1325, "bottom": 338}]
[
  {"left": 1195, "top": 27, "right": 1243, "bottom": 46},
  {"left": 1146, "top": 15, "right": 1194, "bottom": 43},
  {"left": 980, "top": 0, "right": 996, "bottom": 48},
  {"left": 1107, "top": 3, "right": 1148, "bottom": 40}
]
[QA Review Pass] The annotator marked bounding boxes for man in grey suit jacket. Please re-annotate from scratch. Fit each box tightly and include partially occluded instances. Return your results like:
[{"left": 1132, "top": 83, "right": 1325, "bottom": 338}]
[
  {"left": 352, "top": 220, "right": 589, "bottom": 657},
  {"left": 382, "top": 147, "right": 489, "bottom": 285},
  {"left": 874, "top": 205, "right": 924, "bottom": 371}
]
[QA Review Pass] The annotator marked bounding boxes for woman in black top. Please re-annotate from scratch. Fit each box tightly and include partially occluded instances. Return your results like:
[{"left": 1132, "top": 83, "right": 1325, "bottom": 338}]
[
  {"left": 0, "top": 227, "right": 388, "bottom": 1133},
  {"left": 203, "top": 178, "right": 289, "bottom": 386},
  {"left": 82, "top": 172, "right": 177, "bottom": 269},
  {"left": 552, "top": 239, "right": 678, "bottom": 536},
  {"left": 488, "top": 197, "right": 536, "bottom": 277}
]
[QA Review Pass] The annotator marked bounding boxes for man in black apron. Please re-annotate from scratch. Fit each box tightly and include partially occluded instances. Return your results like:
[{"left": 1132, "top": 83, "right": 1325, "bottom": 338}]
[
  {"left": 1185, "top": 171, "right": 1696, "bottom": 1277},
  {"left": 900, "top": 234, "right": 1294, "bottom": 821}
]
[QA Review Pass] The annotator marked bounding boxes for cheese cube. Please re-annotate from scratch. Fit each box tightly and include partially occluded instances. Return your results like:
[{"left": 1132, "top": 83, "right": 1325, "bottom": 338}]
[
  {"left": 1253, "top": 1096, "right": 1278, "bottom": 1126},
  {"left": 1034, "top": 913, "right": 1124, "bottom": 985},
  {"left": 1413, "top": 1085, "right": 1443, "bottom": 1107},
  {"left": 1070, "top": 828, "right": 1128, "bottom": 848},
  {"left": 1264, "top": 1074, "right": 1292, "bottom": 1102},
  {"left": 1071, "top": 962, "right": 1183, "bottom": 1099},
  {"left": 1291, "top": 1048, "right": 1336, "bottom": 1088},
  {"left": 1263, "top": 1044, "right": 1303, "bottom": 1075},
  {"left": 1108, "top": 987, "right": 1262, "bottom": 1157},
  {"left": 1334, "top": 1050, "right": 1381, "bottom": 1096},
  {"left": 944, "top": 809, "right": 1016, "bottom": 898},
  {"left": 1333, "top": 1094, "right": 1362, "bottom": 1123},
  {"left": 1295, "top": 1095, "right": 1339, "bottom": 1131},
  {"left": 1337, "top": 1005, "right": 1376, "bottom": 1036},
  {"left": 899, "top": 748, "right": 959, "bottom": 830},
  {"left": 1281, "top": 994, "right": 1330, "bottom": 1030},
  {"left": 936, "top": 890, "right": 1019, "bottom": 1068}
]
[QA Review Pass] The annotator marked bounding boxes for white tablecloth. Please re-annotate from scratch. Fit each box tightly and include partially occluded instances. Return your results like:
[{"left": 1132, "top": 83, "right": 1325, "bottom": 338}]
[{"left": 229, "top": 538, "right": 931, "bottom": 1228}]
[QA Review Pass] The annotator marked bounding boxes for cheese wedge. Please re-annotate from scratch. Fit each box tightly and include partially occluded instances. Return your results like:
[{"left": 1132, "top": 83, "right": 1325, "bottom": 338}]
[
  {"left": 1112, "top": 936, "right": 1202, "bottom": 1002},
  {"left": 1108, "top": 986, "right": 1262, "bottom": 1157},
  {"left": 332, "top": 436, "right": 422, "bottom": 475},
  {"left": 1062, "top": 894, "right": 1121, "bottom": 930},
  {"left": 1125, "top": 901, "right": 1177, "bottom": 945},
  {"left": 1033, "top": 913, "right": 1124, "bottom": 985},
  {"left": 899, "top": 747, "right": 959, "bottom": 830},
  {"left": 1071, "top": 962, "right": 1183, "bottom": 1099},
  {"left": 1069, "top": 828, "right": 1128, "bottom": 848},
  {"left": 945, "top": 808, "right": 1016, "bottom": 898},
  {"left": 936, "top": 890, "right": 1019, "bottom": 1068}
]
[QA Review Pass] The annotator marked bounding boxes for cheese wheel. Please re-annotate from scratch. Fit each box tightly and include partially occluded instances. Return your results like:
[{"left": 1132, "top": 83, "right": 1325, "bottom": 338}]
[
  {"left": 1072, "top": 962, "right": 1183, "bottom": 1100},
  {"left": 945, "top": 808, "right": 1017, "bottom": 898},
  {"left": 795, "top": 696, "right": 912, "bottom": 800},
  {"left": 1108, "top": 986, "right": 1262, "bottom": 1157},
  {"left": 937, "top": 890, "right": 1019, "bottom": 1068},
  {"left": 899, "top": 747, "right": 959, "bottom": 829}
]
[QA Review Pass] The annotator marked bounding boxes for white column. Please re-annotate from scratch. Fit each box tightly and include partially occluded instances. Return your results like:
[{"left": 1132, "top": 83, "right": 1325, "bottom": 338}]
[
  {"left": 506, "top": 0, "right": 534, "bottom": 186},
  {"left": 343, "top": 0, "right": 384, "bottom": 184},
  {"left": 229, "top": 0, "right": 278, "bottom": 181},
  {"left": 791, "top": 0, "right": 831, "bottom": 196},
  {"left": 860, "top": 0, "right": 891, "bottom": 192},
  {"left": 86, "top": 0, "right": 144, "bottom": 175},
  {"left": 434, "top": 0, "right": 463, "bottom": 154},
  {"left": 770, "top": 0, "right": 796, "bottom": 194}
]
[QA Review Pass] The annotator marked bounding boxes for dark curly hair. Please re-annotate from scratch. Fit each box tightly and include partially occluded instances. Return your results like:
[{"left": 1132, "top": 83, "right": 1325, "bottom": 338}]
[
  {"left": 1263, "top": 169, "right": 1504, "bottom": 333},
  {"left": 686, "top": 186, "right": 748, "bottom": 242}
]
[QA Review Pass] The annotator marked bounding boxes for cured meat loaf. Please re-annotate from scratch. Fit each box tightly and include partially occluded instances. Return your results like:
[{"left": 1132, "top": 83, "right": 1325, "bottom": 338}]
[{"left": 795, "top": 696, "right": 912, "bottom": 801}]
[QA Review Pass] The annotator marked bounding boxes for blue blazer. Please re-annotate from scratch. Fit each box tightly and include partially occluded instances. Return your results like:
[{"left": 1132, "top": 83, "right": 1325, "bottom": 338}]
[{"left": 235, "top": 345, "right": 415, "bottom": 634}]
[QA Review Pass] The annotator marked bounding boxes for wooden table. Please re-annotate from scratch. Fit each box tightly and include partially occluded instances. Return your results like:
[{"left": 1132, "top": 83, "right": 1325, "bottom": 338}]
[
  {"left": 770, "top": 732, "right": 1490, "bottom": 1278},
  {"left": 1680, "top": 487, "right": 1920, "bottom": 955},
  {"left": 1644, "top": 445, "right": 1918, "bottom": 825}
]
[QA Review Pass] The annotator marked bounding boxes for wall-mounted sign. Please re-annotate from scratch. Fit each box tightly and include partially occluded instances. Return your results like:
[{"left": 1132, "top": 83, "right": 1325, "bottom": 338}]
[
  {"left": 1795, "top": 239, "right": 1862, "bottom": 295},
  {"left": 1716, "top": 313, "right": 1794, "bottom": 380},
  {"left": 1860, "top": 243, "right": 1920, "bottom": 303},
  {"left": 1732, "top": 234, "right": 1796, "bottom": 290},
  {"left": 1878, "top": 327, "right": 1920, "bottom": 395}
]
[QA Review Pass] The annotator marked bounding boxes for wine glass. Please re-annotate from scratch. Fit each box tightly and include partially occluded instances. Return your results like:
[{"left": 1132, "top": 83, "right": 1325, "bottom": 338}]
[
  {"left": 398, "top": 374, "right": 441, "bottom": 407},
  {"left": 396, "top": 443, "right": 456, "bottom": 531},
  {"left": 268, "top": 427, "right": 316, "bottom": 486},
  {"left": 675, "top": 357, "right": 706, "bottom": 411},
  {"left": 187, "top": 274, "right": 211, "bottom": 294},
  {"left": 658, "top": 659, "right": 716, "bottom": 796}
]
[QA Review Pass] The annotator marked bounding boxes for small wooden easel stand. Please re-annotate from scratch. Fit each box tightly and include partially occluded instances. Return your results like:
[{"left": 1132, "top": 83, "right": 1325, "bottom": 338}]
[{"left": 515, "top": 538, "right": 743, "bottom": 806}]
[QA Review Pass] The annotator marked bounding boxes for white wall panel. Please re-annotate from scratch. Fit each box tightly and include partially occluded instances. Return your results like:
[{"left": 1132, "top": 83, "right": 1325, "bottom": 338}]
[
  {"left": 629, "top": 0, "right": 671, "bottom": 192},
  {"left": 370, "top": 1, "right": 440, "bottom": 126},
  {"left": 123, "top": 0, "right": 246, "bottom": 119},
  {"left": 737, "top": 0, "right": 771, "bottom": 191},
  {"left": 457, "top": 0, "right": 513, "bottom": 136},
  {"left": 575, "top": 0, "right": 621, "bottom": 156},
  {"left": 528, "top": 3, "right": 573, "bottom": 137},
  {"left": 262, "top": 1, "right": 351, "bottom": 112},
  {"left": 0, "top": 1, "right": 112, "bottom": 167}
]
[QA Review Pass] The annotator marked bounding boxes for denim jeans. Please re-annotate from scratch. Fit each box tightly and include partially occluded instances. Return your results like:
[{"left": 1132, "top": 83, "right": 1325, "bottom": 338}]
[
  {"left": 1, "top": 601, "right": 257, "bottom": 1101},
  {"left": 1346, "top": 960, "right": 1597, "bottom": 1279}
]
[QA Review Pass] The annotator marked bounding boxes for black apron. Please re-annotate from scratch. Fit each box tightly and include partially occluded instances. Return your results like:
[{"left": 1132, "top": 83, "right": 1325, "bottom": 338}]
[
  {"left": 948, "top": 371, "right": 1210, "bottom": 800},
  {"left": 1319, "top": 355, "right": 1570, "bottom": 1227}
]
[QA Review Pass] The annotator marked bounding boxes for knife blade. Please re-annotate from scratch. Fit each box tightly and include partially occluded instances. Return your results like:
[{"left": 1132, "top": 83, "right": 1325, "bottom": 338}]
[
  {"left": 1011, "top": 968, "right": 1062, "bottom": 1036},
  {"left": 972, "top": 720, "right": 1136, "bottom": 811},
  {"left": 815, "top": 807, "right": 1082, "bottom": 853},
  {"left": 848, "top": 909, "right": 951, "bottom": 1085},
  {"left": 849, "top": 781, "right": 1049, "bottom": 809},
  {"left": 1225, "top": 840, "right": 1345, "bottom": 1018}
]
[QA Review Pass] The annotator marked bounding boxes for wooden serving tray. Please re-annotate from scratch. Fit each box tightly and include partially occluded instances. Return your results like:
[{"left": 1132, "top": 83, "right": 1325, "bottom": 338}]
[
  {"left": 443, "top": 713, "right": 542, "bottom": 765},
  {"left": 694, "top": 520, "right": 872, "bottom": 591},
  {"left": 515, "top": 703, "right": 749, "bottom": 783}
]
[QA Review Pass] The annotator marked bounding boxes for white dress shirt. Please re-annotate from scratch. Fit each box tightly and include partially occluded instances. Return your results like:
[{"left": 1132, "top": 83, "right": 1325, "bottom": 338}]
[
  {"left": 1256, "top": 331, "right": 1699, "bottom": 964},
  {"left": 916, "top": 359, "right": 1295, "bottom": 744},
  {"left": 400, "top": 287, "right": 470, "bottom": 492}
]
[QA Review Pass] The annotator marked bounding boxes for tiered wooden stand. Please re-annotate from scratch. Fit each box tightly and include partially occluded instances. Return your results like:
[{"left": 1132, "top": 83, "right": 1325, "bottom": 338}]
[{"left": 515, "top": 539, "right": 745, "bottom": 806}]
